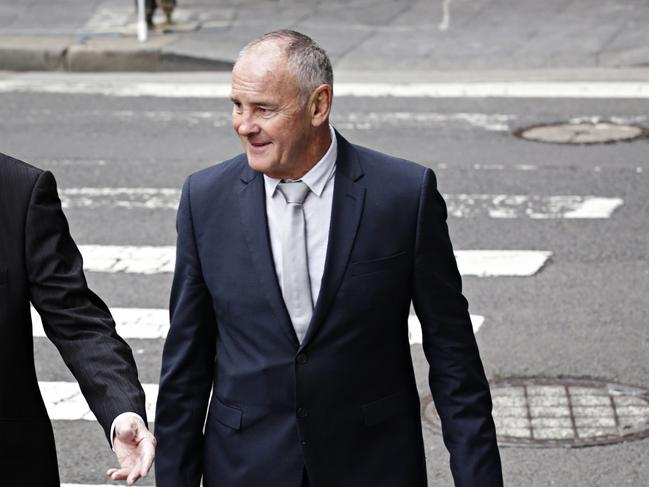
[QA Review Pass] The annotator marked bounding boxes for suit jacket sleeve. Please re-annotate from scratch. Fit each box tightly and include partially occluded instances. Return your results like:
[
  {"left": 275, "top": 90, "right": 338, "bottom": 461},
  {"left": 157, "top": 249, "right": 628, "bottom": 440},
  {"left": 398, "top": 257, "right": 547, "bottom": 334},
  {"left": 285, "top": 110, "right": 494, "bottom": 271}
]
[
  {"left": 25, "top": 170, "right": 147, "bottom": 441},
  {"left": 412, "top": 168, "right": 503, "bottom": 487},
  {"left": 155, "top": 175, "right": 217, "bottom": 487}
]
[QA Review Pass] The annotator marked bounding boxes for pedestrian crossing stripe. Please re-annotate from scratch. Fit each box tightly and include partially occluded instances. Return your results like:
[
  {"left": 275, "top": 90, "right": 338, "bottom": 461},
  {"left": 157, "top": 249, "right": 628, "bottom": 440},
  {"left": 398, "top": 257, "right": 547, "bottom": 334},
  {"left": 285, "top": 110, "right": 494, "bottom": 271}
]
[
  {"left": 76, "top": 245, "right": 552, "bottom": 276},
  {"left": 41, "top": 381, "right": 158, "bottom": 421},
  {"left": 32, "top": 307, "right": 169, "bottom": 339},
  {"left": 31, "top": 307, "right": 484, "bottom": 343},
  {"left": 58, "top": 187, "right": 624, "bottom": 219}
]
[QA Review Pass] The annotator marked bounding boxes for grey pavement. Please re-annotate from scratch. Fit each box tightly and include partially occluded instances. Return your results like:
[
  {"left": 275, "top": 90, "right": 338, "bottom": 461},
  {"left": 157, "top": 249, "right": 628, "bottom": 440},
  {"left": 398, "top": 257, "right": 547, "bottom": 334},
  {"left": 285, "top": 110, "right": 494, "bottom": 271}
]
[{"left": 1, "top": 0, "right": 649, "bottom": 73}]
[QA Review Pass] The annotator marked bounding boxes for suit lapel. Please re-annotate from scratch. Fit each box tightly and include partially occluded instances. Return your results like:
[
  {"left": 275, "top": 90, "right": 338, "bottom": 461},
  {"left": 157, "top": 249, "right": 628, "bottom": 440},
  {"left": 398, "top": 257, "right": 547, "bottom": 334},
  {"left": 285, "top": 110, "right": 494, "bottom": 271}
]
[
  {"left": 301, "top": 133, "right": 365, "bottom": 349},
  {"left": 238, "top": 165, "right": 299, "bottom": 347}
]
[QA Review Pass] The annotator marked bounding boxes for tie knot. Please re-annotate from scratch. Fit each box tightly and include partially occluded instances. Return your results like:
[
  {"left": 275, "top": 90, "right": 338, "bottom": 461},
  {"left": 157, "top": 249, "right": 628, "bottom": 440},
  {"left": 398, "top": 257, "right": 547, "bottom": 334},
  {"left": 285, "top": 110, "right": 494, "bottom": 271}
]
[{"left": 277, "top": 180, "right": 310, "bottom": 205}]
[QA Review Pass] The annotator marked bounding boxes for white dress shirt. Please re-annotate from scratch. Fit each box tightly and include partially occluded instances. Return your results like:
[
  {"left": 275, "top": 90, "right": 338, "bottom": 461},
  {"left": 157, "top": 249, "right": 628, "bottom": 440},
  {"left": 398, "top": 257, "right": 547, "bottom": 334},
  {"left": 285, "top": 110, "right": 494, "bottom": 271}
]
[{"left": 263, "top": 126, "right": 337, "bottom": 306}]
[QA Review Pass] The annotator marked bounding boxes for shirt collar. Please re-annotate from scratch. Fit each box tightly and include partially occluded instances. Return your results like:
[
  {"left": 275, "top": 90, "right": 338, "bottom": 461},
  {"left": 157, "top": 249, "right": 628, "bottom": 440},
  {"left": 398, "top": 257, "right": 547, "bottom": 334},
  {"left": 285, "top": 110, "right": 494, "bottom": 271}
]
[{"left": 264, "top": 125, "right": 337, "bottom": 198}]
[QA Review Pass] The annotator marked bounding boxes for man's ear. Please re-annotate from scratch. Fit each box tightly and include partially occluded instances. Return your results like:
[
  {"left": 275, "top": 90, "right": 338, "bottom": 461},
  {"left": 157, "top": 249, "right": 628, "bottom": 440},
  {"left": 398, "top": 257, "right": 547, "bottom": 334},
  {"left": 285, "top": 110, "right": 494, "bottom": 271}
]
[{"left": 309, "top": 84, "right": 332, "bottom": 127}]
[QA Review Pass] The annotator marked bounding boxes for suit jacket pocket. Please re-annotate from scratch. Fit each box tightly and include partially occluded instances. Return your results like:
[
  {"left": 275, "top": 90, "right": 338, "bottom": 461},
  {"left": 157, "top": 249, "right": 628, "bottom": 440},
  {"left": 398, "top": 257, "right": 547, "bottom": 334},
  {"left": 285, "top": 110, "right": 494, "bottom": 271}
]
[
  {"left": 361, "top": 391, "right": 416, "bottom": 426},
  {"left": 349, "top": 251, "right": 407, "bottom": 277},
  {"left": 211, "top": 397, "right": 243, "bottom": 430}
]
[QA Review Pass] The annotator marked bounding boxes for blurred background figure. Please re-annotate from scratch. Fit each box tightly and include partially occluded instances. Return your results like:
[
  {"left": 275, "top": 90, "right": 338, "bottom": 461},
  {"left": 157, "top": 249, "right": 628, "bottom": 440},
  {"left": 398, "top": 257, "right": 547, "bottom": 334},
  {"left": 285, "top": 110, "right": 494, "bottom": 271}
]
[
  {"left": 159, "top": 0, "right": 177, "bottom": 25},
  {"left": 135, "top": 0, "right": 177, "bottom": 28}
]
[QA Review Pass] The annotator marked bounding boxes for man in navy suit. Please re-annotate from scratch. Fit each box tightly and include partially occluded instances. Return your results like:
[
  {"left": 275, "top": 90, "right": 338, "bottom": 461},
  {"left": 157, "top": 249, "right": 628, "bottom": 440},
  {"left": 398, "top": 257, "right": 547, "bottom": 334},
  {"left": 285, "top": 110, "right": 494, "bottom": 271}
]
[{"left": 155, "top": 30, "right": 502, "bottom": 487}]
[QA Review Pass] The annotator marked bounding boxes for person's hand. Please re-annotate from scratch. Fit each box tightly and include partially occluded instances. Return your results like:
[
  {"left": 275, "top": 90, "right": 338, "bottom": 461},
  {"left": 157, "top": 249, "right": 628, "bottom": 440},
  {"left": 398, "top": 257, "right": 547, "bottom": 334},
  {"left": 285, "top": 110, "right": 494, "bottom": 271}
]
[{"left": 106, "top": 414, "right": 156, "bottom": 485}]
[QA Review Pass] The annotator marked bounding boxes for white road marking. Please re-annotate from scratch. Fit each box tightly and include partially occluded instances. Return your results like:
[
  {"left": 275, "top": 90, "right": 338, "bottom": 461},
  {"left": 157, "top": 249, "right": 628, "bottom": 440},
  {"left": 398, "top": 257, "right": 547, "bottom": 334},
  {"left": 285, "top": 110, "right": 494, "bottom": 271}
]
[
  {"left": 40, "top": 381, "right": 158, "bottom": 421},
  {"left": 60, "top": 187, "right": 181, "bottom": 210},
  {"left": 2, "top": 80, "right": 649, "bottom": 98},
  {"left": 335, "top": 111, "right": 513, "bottom": 131},
  {"left": 79, "top": 245, "right": 175, "bottom": 274},
  {"left": 561, "top": 197, "right": 624, "bottom": 219},
  {"left": 438, "top": 0, "right": 452, "bottom": 31},
  {"left": 32, "top": 307, "right": 481, "bottom": 344},
  {"left": 445, "top": 195, "right": 624, "bottom": 219},
  {"left": 456, "top": 250, "right": 552, "bottom": 277},
  {"left": 60, "top": 188, "right": 622, "bottom": 218},
  {"left": 408, "top": 314, "right": 484, "bottom": 345},
  {"left": 76, "top": 245, "right": 551, "bottom": 276},
  {"left": 83, "top": 6, "right": 132, "bottom": 32},
  {"left": 32, "top": 307, "right": 169, "bottom": 339},
  {"left": 30, "top": 108, "right": 513, "bottom": 132}
]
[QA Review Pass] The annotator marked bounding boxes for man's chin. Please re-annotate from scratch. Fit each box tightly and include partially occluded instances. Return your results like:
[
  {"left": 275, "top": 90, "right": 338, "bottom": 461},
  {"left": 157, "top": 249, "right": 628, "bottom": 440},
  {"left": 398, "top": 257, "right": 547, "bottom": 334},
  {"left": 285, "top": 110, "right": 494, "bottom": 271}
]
[{"left": 246, "top": 157, "right": 271, "bottom": 174}]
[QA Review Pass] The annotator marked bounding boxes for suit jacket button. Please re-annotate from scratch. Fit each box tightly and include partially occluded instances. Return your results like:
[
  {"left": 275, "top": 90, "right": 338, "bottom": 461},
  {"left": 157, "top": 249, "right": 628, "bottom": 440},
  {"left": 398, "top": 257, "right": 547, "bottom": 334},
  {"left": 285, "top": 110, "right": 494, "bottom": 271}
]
[
  {"left": 297, "top": 407, "right": 309, "bottom": 418},
  {"left": 296, "top": 353, "right": 308, "bottom": 364}
]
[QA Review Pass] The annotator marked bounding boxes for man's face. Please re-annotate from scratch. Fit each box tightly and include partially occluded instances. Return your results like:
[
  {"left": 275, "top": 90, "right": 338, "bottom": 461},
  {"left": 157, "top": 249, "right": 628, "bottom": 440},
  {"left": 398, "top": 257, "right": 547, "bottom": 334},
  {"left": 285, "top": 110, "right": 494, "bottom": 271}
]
[{"left": 230, "top": 43, "right": 313, "bottom": 180}]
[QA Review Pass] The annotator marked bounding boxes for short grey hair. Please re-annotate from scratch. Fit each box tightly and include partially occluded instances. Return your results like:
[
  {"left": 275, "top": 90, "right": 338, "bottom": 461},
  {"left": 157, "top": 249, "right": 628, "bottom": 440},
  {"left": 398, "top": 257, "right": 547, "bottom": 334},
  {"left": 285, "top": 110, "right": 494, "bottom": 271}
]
[{"left": 238, "top": 30, "right": 333, "bottom": 103}]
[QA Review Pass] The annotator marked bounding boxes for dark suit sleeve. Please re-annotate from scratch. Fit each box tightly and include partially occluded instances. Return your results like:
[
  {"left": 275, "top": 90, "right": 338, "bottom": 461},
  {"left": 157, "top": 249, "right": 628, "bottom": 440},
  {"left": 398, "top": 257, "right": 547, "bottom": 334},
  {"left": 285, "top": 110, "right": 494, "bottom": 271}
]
[
  {"left": 412, "top": 168, "right": 503, "bottom": 487},
  {"left": 25, "top": 170, "right": 146, "bottom": 441},
  {"left": 155, "top": 176, "right": 217, "bottom": 487}
]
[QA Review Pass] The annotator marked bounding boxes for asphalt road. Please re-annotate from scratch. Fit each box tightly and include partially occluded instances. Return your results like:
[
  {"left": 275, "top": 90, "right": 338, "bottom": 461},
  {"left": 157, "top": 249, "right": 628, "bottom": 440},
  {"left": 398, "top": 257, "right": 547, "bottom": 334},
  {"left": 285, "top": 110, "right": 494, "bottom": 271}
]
[{"left": 1, "top": 74, "right": 648, "bottom": 486}]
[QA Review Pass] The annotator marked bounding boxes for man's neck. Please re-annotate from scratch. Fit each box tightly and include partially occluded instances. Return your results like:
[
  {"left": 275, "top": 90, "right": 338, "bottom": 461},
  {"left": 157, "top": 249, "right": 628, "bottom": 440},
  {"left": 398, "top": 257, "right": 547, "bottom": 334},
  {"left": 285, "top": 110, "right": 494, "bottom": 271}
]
[{"left": 282, "top": 126, "right": 332, "bottom": 180}]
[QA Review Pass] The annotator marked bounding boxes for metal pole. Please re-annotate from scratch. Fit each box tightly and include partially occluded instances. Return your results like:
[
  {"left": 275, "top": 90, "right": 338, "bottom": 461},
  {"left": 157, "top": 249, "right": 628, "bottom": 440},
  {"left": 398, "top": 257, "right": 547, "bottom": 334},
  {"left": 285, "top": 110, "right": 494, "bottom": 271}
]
[{"left": 137, "top": 0, "right": 148, "bottom": 42}]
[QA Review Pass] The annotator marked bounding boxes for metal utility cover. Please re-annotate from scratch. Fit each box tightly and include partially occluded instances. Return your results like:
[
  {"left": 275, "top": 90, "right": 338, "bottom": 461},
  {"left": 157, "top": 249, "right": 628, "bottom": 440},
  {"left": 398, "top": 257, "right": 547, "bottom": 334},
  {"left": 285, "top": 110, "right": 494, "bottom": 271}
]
[{"left": 422, "top": 377, "right": 649, "bottom": 447}]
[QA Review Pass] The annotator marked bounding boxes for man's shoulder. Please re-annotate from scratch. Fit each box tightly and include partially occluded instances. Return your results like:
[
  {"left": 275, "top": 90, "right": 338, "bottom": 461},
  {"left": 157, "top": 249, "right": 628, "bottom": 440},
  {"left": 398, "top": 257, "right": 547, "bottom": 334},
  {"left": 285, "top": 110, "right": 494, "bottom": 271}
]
[
  {"left": 0, "top": 152, "right": 43, "bottom": 180},
  {"left": 0, "top": 153, "right": 45, "bottom": 195},
  {"left": 349, "top": 142, "right": 428, "bottom": 184},
  {"left": 185, "top": 153, "right": 248, "bottom": 192}
]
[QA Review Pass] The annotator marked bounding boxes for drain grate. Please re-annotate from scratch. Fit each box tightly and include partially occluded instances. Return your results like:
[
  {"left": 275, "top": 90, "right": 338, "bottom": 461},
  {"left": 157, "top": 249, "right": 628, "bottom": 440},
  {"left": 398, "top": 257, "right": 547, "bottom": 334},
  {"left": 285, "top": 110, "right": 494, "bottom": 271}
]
[
  {"left": 514, "top": 121, "right": 646, "bottom": 145},
  {"left": 422, "top": 377, "right": 649, "bottom": 447}
]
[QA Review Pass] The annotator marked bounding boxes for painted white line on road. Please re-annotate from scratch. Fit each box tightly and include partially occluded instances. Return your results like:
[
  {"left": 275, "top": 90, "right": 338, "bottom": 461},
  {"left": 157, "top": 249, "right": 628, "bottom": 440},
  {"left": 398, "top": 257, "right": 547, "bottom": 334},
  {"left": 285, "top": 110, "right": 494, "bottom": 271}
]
[
  {"left": 32, "top": 307, "right": 169, "bottom": 339},
  {"left": 561, "top": 197, "right": 624, "bottom": 219},
  {"left": 2, "top": 80, "right": 649, "bottom": 98},
  {"left": 408, "top": 314, "right": 484, "bottom": 345},
  {"left": 79, "top": 245, "right": 175, "bottom": 274},
  {"left": 60, "top": 188, "right": 622, "bottom": 219},
  {"left": 77, "top": 245, "right": 551, "bottom": 276},
  {"left": 456, "top": 250, "right": 551, "bottom": 277},
  {"left": 40, "top": 382, "right": 158, "bottom": 421},
  {"left": 32, "top": 307, "right": 481, "bottom": 345},
  {"left": 83, "top": 6, "right": 132, "bottom": 32},
  {"left": 60, "top": 187, "right": 181, "bottom": 210},
  {"left": 445, "top": 195, "right": 624, "bottom": 219},
  {"left": 102, "top": 109, "right": 515, "bottom": 132}
]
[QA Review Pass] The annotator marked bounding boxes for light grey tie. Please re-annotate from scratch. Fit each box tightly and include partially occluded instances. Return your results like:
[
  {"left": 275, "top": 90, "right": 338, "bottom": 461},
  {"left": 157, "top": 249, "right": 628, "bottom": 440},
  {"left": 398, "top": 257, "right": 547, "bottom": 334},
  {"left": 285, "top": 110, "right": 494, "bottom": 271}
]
[{"left": 277, "top": 180, "right": 313, "bottom": 343}]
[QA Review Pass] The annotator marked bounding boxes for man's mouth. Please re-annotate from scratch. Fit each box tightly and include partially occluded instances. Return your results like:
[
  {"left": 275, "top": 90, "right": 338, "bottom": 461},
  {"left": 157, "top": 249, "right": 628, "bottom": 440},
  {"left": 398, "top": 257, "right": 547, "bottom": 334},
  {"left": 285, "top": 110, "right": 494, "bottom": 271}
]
[{"left": 250, "top": 141, "right": 271, "bottom": 149}]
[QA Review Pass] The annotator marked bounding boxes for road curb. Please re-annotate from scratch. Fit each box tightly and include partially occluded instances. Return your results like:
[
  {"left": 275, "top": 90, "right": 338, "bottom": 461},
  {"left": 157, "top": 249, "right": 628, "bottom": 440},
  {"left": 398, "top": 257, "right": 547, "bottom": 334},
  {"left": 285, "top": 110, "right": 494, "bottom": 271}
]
[
  {"left": 0, "top": 36, "right": 73, "bottom": 71},
  {"left": 0, "top": 35, "right": 234, "bottom": 72}
]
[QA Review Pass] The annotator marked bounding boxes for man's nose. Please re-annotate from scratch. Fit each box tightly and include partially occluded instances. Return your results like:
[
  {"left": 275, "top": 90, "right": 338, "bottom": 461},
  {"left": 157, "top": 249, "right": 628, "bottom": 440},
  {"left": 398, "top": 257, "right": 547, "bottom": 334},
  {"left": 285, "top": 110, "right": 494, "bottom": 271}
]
[{"left": 235, "top": 112, "right": 260, "bottom": 136}]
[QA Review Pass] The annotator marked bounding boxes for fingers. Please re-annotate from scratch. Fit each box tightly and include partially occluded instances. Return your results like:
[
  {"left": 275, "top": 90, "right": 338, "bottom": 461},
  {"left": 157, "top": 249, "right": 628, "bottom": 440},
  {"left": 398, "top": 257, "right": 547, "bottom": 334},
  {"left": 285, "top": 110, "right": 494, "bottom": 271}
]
[
  {"left": 106, "top": 466, "right": 132, "bottom": 481},
  {"left": 108, "top": 432, "right": 156, "bottom": 484},
  {"left": 138, "top": 436, "right": 156, "bottom": 477},
  {"left": 106, "top": 464, "right": 144, "bottom": 484}
]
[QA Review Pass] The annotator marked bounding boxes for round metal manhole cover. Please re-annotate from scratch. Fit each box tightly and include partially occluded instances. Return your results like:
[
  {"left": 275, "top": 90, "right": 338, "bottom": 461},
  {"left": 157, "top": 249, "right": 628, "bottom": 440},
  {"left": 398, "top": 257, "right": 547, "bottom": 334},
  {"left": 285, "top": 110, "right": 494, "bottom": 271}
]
[
  {"left": 421, "top": 377, "right": 649, "bottom": 447},
  {"left": 514, "top": 121, "right": 646, "bottom": 145}
]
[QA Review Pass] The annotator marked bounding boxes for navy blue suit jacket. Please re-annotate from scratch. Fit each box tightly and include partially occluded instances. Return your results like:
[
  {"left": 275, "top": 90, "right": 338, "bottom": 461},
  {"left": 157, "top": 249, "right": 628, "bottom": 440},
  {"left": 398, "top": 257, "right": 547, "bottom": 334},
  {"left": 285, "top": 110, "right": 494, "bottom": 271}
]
[{"left": 155, "top": 132, "right": 502, "bottom": 487}]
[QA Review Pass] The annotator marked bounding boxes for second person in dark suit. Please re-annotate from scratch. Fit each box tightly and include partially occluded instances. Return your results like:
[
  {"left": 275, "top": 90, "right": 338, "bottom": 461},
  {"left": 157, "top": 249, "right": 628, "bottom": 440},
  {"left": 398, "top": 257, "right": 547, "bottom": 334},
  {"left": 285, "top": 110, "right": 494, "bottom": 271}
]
[{"left": 0, "top": 154, "right": 155, "bottom": 486}]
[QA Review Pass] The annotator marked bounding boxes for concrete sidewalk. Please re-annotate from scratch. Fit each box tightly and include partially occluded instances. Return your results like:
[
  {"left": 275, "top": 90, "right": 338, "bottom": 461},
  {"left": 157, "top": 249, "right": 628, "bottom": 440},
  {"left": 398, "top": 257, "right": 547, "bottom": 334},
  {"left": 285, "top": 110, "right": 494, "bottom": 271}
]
[{"left": 1, "top": 0, "right": 649, "bottom": 73}]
